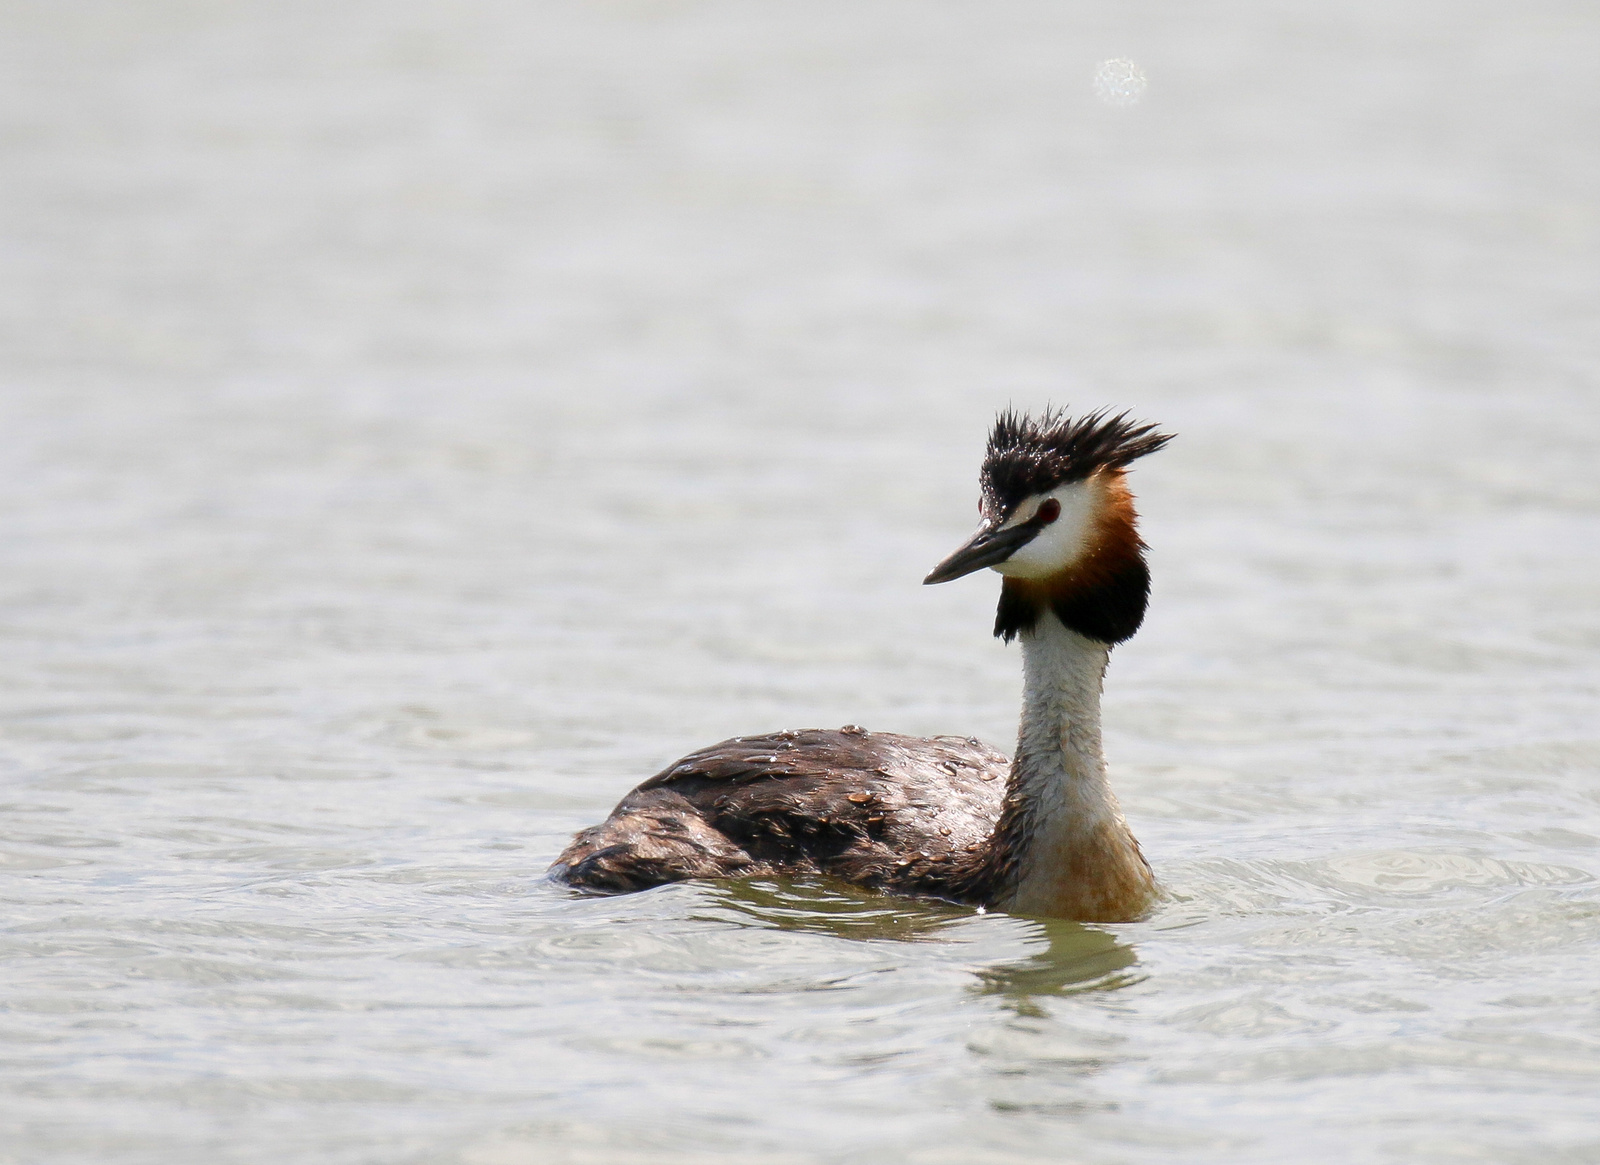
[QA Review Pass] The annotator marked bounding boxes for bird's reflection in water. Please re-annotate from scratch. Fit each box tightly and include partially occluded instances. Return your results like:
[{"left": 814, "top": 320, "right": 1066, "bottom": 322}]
[
  {"left": 696, "top": 875, "right": 972, "bottom": 942},
  {"left": 695, "top": 876, "right": 1140, "bottom": 1006},
  {"left": 973, "top": 917, "right": 1141, "bottom": 1017}
]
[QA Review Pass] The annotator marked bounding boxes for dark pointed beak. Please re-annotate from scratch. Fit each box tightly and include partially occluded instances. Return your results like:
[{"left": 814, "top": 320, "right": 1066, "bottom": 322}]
[{"left": 923, "top": 522, "right": 1041, "bottom": 584}]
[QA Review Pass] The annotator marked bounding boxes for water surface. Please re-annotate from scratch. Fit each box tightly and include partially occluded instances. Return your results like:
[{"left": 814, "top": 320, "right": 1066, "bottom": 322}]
[{"left": 2, "top": 2, "right": 1599, "bottom": 1162}]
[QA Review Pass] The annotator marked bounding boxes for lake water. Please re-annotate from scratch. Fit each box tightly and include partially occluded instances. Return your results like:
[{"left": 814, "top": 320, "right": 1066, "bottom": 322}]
[{"left": 2, "top": 2, "right": 1599, "bottom": 1162}]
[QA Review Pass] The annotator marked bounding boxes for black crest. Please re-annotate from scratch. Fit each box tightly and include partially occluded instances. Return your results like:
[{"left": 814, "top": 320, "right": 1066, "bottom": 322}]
[{"left": 982, "top": 408, "right": 1173, "bottom": 513}]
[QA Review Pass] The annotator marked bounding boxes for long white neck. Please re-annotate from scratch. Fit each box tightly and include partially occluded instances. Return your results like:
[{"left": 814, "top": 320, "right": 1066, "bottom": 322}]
[{"left": 992, "top": 613, "right": 1154, "bottom": 920}]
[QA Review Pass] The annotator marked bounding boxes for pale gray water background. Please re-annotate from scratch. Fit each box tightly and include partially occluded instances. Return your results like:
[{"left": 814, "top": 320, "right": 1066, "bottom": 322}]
[{"left": 3, "top": 2, "right": 1599, "bottom": 1162}]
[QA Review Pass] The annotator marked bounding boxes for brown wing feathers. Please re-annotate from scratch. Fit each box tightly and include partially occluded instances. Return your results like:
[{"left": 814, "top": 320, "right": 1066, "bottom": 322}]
[{"left": 550, "top": 729, "right": 1009, "bottom": 898}]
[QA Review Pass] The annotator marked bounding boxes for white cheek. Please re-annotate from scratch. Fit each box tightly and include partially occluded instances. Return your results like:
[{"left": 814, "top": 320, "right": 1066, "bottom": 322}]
[{"left": 992, "top": 483, "right": 1097, "bottom": 579}]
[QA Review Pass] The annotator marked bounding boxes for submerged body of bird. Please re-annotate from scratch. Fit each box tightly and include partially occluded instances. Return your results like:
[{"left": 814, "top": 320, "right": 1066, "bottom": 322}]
[{"left": 550, "top": 409, "right": 1171, "bottom": 922}]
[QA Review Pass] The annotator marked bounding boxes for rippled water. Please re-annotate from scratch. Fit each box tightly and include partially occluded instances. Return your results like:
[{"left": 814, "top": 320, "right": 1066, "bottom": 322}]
[{"left": 3, "top": 2, "right": 1599, "bottom": 1162}]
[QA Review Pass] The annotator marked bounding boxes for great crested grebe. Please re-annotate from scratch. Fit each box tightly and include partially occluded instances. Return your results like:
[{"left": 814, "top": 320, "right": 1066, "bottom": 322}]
[{"left": 550, "top": 409, "right": 1172, "bottom": 922}]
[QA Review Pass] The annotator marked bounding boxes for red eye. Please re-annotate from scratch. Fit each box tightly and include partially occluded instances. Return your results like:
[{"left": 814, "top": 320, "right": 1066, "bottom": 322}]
[{"left": 1036, "top": 498, "right": 1061, "bottom": 524}]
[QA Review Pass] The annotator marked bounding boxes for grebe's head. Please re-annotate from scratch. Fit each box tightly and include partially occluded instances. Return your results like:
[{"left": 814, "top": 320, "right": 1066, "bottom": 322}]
[{"left": 923, "top": 408, "right": 1172, "bottom": 644}]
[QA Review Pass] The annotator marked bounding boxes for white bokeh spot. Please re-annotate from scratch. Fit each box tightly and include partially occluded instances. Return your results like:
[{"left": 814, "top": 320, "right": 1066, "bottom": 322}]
[{"left": 1093, "top": 58, "right": 1148, "bottom": 106}]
